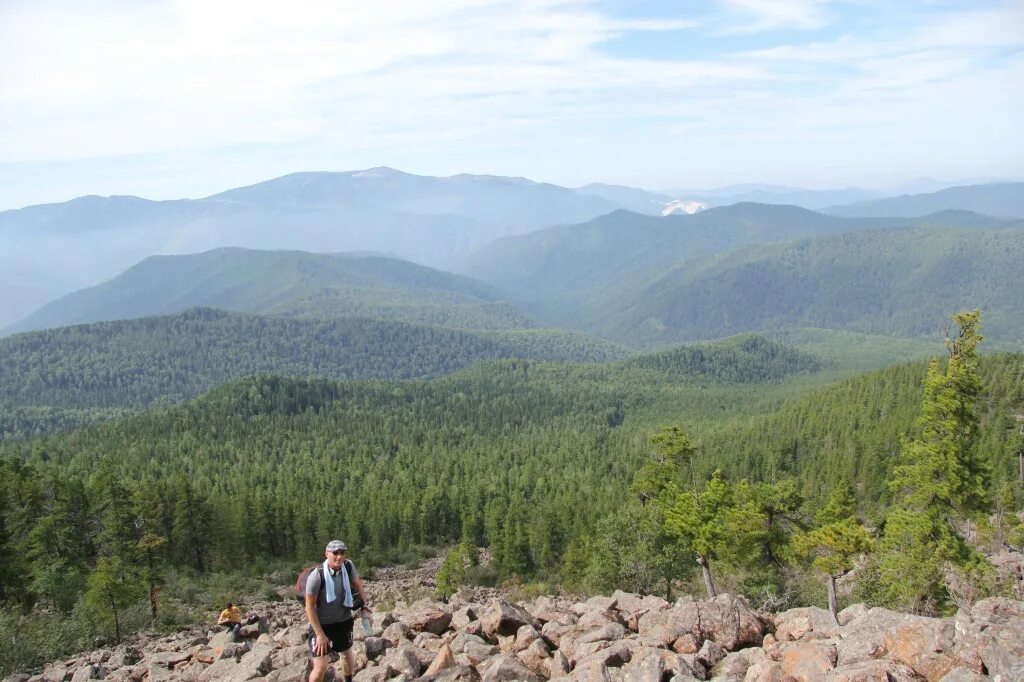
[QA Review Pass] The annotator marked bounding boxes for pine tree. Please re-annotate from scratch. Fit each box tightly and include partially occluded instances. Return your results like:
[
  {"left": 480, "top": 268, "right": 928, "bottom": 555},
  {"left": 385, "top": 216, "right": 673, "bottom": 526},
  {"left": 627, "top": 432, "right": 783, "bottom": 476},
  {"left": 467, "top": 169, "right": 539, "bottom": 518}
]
[
  {"left": 878, "top": 310, "right": 989, "bottom": 612},
  {"left": 664, "top": 471, "right": 764, "bottom": 598},
  {"left": 793, "top": 516, "right": 872, "bottom": 622}
]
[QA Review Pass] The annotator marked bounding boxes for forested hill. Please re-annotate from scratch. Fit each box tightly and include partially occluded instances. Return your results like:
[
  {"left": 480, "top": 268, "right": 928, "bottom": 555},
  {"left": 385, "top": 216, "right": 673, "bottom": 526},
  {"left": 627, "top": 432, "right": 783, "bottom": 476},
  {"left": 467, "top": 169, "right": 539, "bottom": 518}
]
[
  {"left": 588, "top": 226, "right": 1024, "bottom": 347},
  {"left": 2, "top": 348, "right": 1020, "bottom": 579},
  {"left": 7, "top": 248, "right": 535, "bottom": 335},
  {"left": 456, "top": 202, "right": 1008, "bottom": 304},
  {"left": 0, "top": 308, "right": 627, "bottom": 439},
  {"left": 621, "top": 334, "right": 822, "bottom": 383},
  {"left": 696, "top": 352, "right": 1024, "bottom": 507}
]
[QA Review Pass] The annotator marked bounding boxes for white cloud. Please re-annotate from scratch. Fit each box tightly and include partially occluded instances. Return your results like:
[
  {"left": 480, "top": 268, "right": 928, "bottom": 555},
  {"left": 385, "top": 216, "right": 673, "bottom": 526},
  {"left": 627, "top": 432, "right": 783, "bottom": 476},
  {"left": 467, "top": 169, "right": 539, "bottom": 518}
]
[
  {"left": 0, "top": 0, "right": 1020, "bottom": 205},
  {"left": 719, "top": 0, "right": 830, "bottom": 33}
]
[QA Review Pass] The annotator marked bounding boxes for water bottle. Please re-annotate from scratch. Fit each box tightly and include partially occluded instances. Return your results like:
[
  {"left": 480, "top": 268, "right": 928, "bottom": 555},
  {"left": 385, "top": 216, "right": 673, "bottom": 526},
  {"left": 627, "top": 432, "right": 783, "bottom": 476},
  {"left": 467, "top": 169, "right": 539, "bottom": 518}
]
[{"left": 361, "top": 612, "right": 372, "bottom": 636}]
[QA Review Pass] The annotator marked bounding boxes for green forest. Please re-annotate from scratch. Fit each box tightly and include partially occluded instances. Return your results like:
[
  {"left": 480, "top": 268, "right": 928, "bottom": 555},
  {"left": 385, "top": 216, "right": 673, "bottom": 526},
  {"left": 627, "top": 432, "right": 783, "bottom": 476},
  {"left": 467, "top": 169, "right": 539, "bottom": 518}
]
[
  {"left": 0, "top": 308, "right": 625, "bottom": 439},
  {"left": 1, "top": 314, "right": 1022, "bottom": 673}
]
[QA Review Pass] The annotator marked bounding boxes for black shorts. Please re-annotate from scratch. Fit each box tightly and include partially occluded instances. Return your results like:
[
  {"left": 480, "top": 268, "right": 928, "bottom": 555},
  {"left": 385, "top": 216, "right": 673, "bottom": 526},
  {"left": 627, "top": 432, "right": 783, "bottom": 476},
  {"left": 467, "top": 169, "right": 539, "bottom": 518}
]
[{"left": 309, "top": 619, "right": 353, "bottom": 657}]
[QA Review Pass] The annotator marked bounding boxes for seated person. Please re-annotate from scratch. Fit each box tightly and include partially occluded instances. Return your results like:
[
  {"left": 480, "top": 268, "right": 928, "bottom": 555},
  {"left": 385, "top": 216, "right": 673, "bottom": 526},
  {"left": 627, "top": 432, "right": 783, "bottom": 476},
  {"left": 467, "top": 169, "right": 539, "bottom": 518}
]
[{"left": 217, "top": 602, "right": 242, "bottom": 635}]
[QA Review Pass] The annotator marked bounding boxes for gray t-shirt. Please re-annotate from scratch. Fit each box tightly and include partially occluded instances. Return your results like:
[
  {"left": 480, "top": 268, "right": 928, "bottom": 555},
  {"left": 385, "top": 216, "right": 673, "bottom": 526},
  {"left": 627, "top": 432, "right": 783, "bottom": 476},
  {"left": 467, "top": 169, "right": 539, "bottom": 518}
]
[{"left": 305, "top": 561, "right": 359, "bottom": 625}]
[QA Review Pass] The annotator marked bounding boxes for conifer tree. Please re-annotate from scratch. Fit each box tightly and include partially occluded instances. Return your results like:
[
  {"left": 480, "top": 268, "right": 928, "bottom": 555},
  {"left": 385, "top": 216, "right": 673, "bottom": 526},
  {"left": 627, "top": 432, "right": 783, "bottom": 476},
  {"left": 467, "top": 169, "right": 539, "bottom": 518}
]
[
  {"left": 664, "top": 470, "right": 764, "bottom": 597},
  {"left": 793, "top": 515, "right": 872, "bottom": 622},
  {"left": 878, "top": 310, "right": 989, "bottom": 612},
  {"left": 85, "top": 459, "right": 145, "bottom": 643}
]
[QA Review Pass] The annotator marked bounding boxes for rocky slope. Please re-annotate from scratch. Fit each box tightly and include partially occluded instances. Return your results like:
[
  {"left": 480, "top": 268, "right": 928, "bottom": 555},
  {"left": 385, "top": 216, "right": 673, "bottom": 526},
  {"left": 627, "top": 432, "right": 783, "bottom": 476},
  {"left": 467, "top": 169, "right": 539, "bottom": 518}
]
[{"left": 6, "top": 579, "right": 1023, "bottom": 682}]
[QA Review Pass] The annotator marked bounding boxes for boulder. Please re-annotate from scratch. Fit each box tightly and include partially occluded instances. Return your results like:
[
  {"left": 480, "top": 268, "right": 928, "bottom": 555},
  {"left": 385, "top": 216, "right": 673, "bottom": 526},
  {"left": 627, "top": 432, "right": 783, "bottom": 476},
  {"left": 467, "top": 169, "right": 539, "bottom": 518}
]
[
  {"left": 40, "top": 662, "right": 68, "bottom": 682},
  {"left": 743, "top": 660, "right": 785, "bottom": 682},
  {"left": 363, "top": 636, "right": 387, "bottom": 661},
  {"left": 479, "top": 653, "right": 542, "bottom": 682},
  {"left": 512, "top": 624, "right": 543, "bottom": 653},
  {"left": 480, "top": 600, "right": 540, "bottom": 641},
  {"left": 883, "top": 615, "right": 956, "bottom": 681},
  {"left": 838, "top": 604, "right": 870, "bottom": 626},
  {"left": 450, "top": 607, "right": 476, "bottom": 630},
  {"left": 397, "top": 601, "right": 452, "bottom": 635},
  {"left": 572, "top": 596, "right": 617, "bottom": 615},
  {"left": 938, "top": 667, "right": 989, "bottom": 682},
  {"left": 824, "top": 659, "right": 919, "bottom": 682},
  {"left": 263, "top": 659, "right": 310, "bottom": 682},
  {"left": 835, "top": 625, "right": 888, "bottom": 667},
  {"left": 381, "top": 644, "right": 423, "bottom": 677},
  {"left": 637, "top": 600, "right": 699, "bottom": 647},
  {"left": 698, "top": 594, "right": 768, "bottom": 650},
  {"left": 619, "top": 649, "right": 665, "bottom": 682},
  {"left": 517, "top": 638, "right": 552, "bottom": 678},
  {"left": 780, "top": 641, "right": 838, "bottom": 682},
  {"left": 68, "top": 666, "right": 96, "bottom": 682},
  {"left": 576, "top": 623, "right": 626, "bottom": 645},
  {"left": 353, "top": 665, "right": 391, "bottom": 682},
  {"left": 381, "top": 622, "right": 412, "bottom": 647},
  {"left": 550, "top": 649, "right": 571, "bottom": 678},
  {"left": 420, "top": 665, "right": 482, "bottom": 681},
  {"left": 774, "top": 606, "right": 840, "bottom": 641},
  {"left": 573, "top": 640, "right": 632, "bottom": 670},
  {"left": 953, "top": 597, "right": 1024, "bottom": 680},
  {"left": 611, "top": 590, "right": 644, "bottom": 616},
  {"left": 695, "top": 639, "right": 724, "bottom": 669}
]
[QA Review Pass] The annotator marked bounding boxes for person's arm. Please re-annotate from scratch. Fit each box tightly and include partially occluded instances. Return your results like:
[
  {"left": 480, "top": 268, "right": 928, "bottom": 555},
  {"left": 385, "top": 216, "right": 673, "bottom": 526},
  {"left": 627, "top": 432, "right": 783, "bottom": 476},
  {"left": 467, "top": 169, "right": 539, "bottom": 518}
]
[
  {"left": 305, "top": 594, "right": 330, "bottom": 656},
  {"left": 217, "top": 610, "right": 229, "bottom": 624},
  {"left": 352, "top": 576, "right": 369, "bottom": 613}
]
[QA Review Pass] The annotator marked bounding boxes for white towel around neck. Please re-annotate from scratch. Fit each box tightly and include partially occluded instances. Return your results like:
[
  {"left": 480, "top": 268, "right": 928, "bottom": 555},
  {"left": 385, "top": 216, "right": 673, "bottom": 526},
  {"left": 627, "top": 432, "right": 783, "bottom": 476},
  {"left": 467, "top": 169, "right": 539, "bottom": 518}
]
[{"left": 322, "top": 559, "right": 353, "bottom": 607}]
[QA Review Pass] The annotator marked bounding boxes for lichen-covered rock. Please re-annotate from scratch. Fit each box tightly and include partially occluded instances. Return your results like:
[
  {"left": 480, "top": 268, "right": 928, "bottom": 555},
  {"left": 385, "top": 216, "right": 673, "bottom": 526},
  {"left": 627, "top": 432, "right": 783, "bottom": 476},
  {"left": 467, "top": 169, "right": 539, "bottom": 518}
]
[
  {"left": 883, "top": 615, "right": 956, "bottom": 681},
  {"left": 480, "top": 601, "right": 540, "bottom": 641},
  {"left": 780, "top": 641, "right": 838, "bottom": 682},
  {"left": 952, "top": 597, "right": 1024, "bottom": 680}
]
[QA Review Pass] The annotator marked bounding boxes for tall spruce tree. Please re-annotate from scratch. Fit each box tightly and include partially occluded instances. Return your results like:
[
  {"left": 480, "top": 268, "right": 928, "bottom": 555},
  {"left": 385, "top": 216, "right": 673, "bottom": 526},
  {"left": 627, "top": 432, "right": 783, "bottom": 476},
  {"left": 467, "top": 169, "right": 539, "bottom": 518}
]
[
  {"left": 878, "top": 310, "right": 989, "bottom": 612},
  {"left": 85, "top": 459, "right": 145, "bottom": 643}
]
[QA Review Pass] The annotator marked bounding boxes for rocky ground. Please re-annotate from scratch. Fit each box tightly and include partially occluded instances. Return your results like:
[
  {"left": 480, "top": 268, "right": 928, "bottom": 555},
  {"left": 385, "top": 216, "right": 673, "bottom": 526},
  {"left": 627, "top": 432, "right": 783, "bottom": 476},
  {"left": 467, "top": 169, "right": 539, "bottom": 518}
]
[{"left": 5, "top": 561, "right": 1023, "bottom": 682}]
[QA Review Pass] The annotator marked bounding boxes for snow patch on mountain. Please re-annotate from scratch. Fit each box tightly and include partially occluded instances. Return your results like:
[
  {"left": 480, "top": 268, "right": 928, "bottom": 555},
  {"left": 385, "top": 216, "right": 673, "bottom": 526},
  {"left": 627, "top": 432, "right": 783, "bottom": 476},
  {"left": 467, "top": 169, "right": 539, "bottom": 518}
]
[{"left": 661, "top": 199, "right": 708, "bottom": 216}]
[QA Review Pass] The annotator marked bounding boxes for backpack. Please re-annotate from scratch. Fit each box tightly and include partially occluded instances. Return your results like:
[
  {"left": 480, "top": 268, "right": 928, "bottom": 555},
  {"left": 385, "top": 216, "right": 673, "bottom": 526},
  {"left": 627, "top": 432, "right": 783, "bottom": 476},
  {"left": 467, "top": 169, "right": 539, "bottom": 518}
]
[{"left": 294, "top": 561, "right": 363, "bottom": 610}]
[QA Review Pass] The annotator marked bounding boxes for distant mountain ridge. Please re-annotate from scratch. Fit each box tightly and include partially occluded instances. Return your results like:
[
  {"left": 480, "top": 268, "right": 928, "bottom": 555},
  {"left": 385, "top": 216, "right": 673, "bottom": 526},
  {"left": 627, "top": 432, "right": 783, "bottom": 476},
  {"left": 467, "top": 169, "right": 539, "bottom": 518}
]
[
  {"left": 825, "top": 182, "right": 1024, "bottom": 219},
  {"left": 0, "top": 167, "right": 627, "bottom": 329},
  {"left": 5, "top": 248, "right": 535, "bottom": 335}
]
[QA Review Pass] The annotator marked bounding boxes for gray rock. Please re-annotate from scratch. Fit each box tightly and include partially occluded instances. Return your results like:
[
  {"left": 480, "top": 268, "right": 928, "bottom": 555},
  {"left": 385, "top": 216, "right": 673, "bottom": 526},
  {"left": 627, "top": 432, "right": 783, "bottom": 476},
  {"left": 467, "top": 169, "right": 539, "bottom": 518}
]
[
  {"left": 480, "top": 600, "right": 540, "bottom": 641},
  {"left": 479, "top": 653, "right": 542, "bottom": 682},
  {"left": 68, "top": 668, "right": 95, "bottom": 682}
]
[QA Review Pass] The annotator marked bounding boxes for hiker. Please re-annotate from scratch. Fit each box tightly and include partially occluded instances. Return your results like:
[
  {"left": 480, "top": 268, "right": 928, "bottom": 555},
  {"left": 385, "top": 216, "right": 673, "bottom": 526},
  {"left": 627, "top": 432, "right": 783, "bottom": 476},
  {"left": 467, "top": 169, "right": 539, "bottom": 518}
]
[
  {"left": 305, "top": 540, "right": 370, "bottom": 682},
  {"left": 217, "top": 602, "right": 242, "bottom": 636}
]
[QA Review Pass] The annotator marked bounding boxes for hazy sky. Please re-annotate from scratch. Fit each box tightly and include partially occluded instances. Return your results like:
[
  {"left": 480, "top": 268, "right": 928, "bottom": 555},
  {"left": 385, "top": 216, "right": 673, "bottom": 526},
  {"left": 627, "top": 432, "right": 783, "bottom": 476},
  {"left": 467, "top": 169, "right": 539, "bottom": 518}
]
[{"left": 1, "top": 0, "right": 1022, "bottom": 209}]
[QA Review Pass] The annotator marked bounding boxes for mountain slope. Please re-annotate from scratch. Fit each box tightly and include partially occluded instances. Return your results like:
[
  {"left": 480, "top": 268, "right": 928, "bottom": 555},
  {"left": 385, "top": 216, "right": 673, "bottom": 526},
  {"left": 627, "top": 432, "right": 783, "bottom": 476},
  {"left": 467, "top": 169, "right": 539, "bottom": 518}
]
[
  {"left": 590, "top": 226, "right": 1024, "bottom": 346},
  {"left": 825, "top": 182, "right": 1024, "bottom": 219},
  {"left": 458, "top": 203, "right": 889, "bottom": 301},
  {"left": 0, "top": 308, "right": 626, "bottom": 418},
  {"left": 459, "top": 203, "right": 1006, "bottom": 309},
  {"left": 0, "top": 168, "right": 622, "bottom": 329},
  {"left": 7, "top": 248, "right": 536, "bottom": 334}
]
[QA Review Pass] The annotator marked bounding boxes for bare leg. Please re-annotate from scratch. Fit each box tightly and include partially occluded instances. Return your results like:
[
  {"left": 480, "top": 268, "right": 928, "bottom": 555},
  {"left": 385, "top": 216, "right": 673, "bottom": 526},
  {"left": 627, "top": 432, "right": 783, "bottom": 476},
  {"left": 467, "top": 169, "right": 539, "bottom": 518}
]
[
  {"left": 309, "top": 655, "right": 330, "bottom": 682},
  {"left": 340, "top": 648, "right": 355, "bottom": 677}
]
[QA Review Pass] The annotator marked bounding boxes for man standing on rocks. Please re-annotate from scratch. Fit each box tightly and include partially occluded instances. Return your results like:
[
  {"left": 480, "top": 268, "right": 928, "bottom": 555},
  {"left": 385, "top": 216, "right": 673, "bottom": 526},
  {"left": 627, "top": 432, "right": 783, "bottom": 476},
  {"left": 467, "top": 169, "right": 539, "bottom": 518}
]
[{"left": 305, "top": 540, "right": 370, "bottom": 682}]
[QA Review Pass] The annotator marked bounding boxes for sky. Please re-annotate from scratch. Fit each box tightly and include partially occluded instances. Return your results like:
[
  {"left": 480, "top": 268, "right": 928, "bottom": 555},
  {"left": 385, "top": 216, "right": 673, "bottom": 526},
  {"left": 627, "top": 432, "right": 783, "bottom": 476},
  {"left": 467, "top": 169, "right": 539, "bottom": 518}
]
[{"left": 0, "top": 0, "right": 1022, "bottom": 210}]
